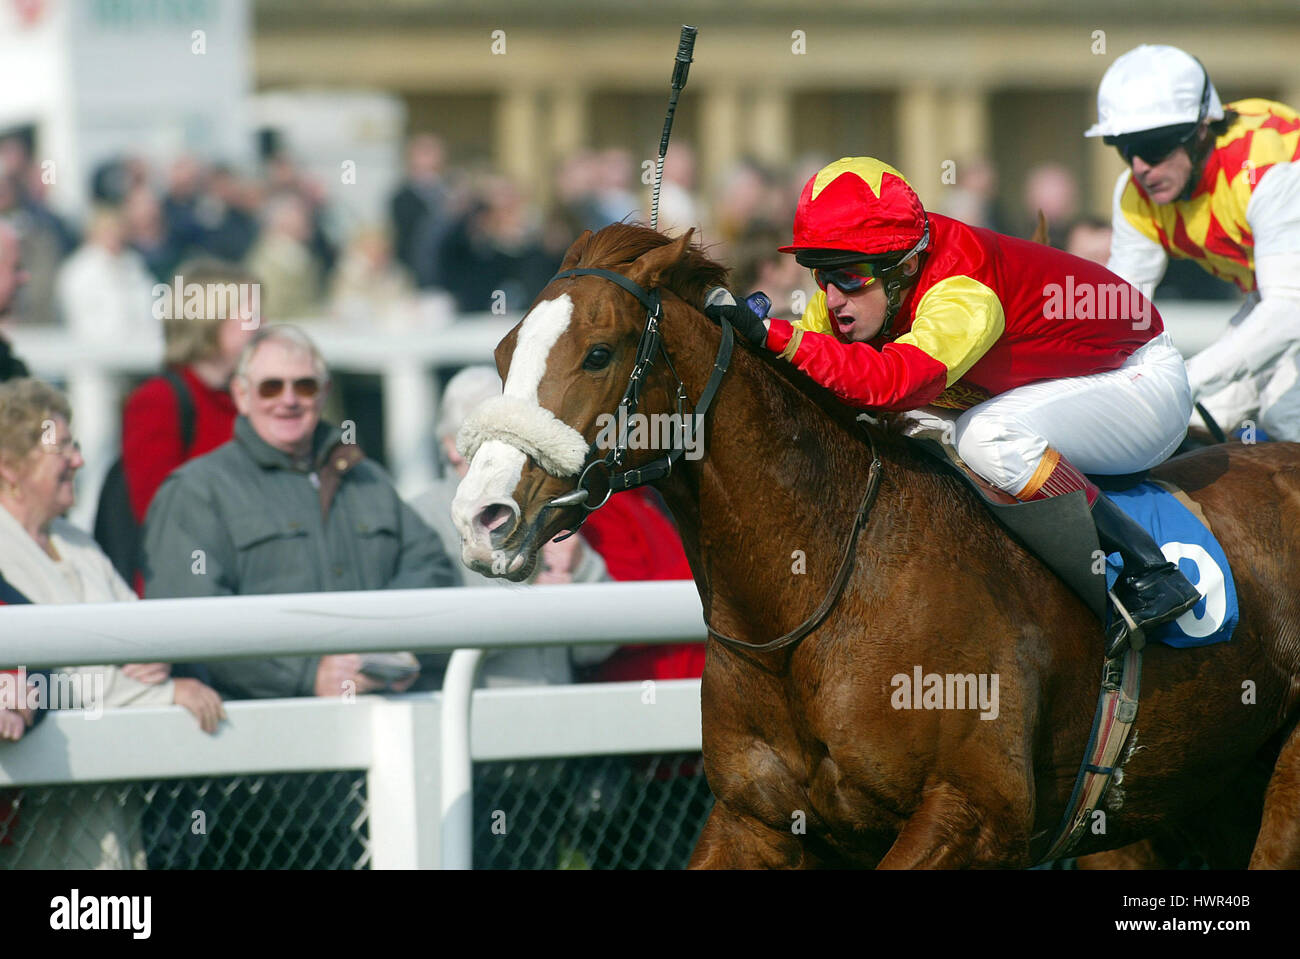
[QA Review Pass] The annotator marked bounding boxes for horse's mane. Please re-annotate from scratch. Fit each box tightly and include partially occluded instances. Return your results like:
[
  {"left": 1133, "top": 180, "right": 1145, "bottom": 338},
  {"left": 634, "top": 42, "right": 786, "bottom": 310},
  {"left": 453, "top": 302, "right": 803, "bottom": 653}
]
[{"left": 576, "top": 222, "right": 730, "bottom": 310}]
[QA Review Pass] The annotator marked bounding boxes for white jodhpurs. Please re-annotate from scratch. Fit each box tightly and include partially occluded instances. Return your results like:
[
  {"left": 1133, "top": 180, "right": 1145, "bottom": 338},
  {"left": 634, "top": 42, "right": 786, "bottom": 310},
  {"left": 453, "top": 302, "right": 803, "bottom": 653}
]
[{"left": 945, "top": 331, "right": 1192, "bottom": 496}]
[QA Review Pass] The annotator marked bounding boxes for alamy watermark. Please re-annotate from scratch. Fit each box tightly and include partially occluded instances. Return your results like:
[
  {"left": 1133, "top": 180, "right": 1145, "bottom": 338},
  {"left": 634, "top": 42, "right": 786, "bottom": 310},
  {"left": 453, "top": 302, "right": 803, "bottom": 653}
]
[
  {"left": 151, "top": 274, "right": 260, "bottom": 328},
  {"left": 0, "top": 667, "right": 105, "bottom": 719},
  {"left": 890, "top": 665, "right": 1000, "bottom": 720},
  {"left": 593, "top": 409, "right": 705, "bottom": 460},
  {"left": 1043, "top": 275, "right": 1151, "bottom": 330}
]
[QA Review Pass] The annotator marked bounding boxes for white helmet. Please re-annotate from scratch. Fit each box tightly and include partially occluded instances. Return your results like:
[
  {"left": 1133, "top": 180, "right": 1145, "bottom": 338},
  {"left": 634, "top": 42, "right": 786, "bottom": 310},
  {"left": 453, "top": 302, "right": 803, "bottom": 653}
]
[{"left": 1085, "top": 44, "right": 1224, "bottom": 139}]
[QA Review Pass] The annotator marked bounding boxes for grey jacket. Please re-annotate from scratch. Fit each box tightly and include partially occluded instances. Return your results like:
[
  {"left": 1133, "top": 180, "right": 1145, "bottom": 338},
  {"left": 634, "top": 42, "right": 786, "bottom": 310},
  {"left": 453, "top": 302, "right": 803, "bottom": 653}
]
[{"left": 143, "top": 416, "right": 457, "bottom": 699}]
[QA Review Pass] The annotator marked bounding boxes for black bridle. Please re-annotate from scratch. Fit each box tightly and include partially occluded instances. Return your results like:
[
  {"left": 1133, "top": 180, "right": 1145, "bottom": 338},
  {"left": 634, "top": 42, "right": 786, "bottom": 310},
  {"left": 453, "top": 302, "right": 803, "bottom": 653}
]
[
  {"left": 534, "top": 263, "right": 884, "bottom": 656},
  {"left": 538, "top": 267, "right": 735, "bottom": 540}
]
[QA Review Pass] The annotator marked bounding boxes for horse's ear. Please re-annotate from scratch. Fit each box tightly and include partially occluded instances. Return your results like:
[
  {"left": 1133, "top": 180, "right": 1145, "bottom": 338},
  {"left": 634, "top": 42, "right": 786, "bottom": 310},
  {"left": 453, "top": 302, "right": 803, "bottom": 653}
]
[
  {"left": 626, "top": 229, "right": 694, "bottom": 290},
  {"left": 560, "top": 230, "right": 594, "bottom": 270},
  {"left": 1029, "top": 210, "right": 1049, "bottom": 246}
]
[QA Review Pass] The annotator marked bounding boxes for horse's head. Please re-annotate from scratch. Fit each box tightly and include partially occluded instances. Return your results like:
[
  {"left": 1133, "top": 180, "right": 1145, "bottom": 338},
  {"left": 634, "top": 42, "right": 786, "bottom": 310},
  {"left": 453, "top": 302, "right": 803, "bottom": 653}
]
[{"left": 451, "top": 223, "right": 727, "bottom": 581}]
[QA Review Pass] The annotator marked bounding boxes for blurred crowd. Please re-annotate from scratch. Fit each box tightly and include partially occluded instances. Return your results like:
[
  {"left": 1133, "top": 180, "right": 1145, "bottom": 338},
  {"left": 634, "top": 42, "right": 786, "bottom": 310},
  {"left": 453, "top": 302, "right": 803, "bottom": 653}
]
[{"left": 0, "top": 127, "right": 1238, "bottom": 350}]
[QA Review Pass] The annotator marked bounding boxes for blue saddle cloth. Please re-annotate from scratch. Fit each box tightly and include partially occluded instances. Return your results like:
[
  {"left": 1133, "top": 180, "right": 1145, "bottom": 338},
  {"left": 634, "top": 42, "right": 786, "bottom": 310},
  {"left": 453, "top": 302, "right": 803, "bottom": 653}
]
[{"left": 1102, "top": 482, "right": 1238, "bottom": 647}]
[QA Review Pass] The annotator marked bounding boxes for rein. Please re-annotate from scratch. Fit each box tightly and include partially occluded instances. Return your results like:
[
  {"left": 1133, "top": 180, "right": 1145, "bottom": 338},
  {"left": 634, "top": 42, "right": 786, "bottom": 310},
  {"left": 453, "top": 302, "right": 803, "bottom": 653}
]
[{"left": 542, "top": 264, "right": 884, "bottom": 655}]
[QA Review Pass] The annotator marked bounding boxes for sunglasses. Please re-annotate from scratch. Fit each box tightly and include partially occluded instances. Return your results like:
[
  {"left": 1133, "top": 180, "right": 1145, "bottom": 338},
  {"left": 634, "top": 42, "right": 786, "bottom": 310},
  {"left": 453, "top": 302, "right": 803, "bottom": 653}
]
[
  {"left": 1107, "top": 120, "right": 1201, "bottom": 167},
  {"left": 811, "top": 262, "right": 880, "bottom": 294},
  {"left": 255, "top": 377, "right": 321, "bottom": 400}
]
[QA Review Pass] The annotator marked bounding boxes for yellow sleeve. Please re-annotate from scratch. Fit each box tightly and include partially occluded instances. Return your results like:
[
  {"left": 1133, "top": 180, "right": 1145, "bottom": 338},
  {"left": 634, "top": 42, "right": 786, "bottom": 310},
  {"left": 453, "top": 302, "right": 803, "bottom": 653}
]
[
  {"left": 792, "top": 290, "right": 833, "bottom": 334},
  {"left": 895, "top": 275, "right": 1006, "bottom": 387}
]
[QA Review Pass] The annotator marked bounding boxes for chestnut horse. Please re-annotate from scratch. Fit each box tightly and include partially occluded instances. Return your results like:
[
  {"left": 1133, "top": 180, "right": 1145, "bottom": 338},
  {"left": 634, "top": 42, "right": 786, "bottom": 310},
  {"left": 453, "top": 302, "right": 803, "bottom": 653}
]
[{"left": 452, "top": 223, "right": 1300, "bottom": 868}]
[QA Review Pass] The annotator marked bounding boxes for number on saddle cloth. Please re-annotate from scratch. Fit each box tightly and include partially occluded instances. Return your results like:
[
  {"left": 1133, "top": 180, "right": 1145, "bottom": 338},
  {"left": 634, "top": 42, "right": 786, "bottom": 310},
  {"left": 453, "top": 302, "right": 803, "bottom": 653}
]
[{"left": 1100, "top": 483, "right": 1238, "bottom": 648}]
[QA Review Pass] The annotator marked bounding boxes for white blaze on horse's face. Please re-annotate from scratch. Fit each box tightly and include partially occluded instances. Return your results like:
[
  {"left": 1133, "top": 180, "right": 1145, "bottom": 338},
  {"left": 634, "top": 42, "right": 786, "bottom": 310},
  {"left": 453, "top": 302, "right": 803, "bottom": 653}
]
[{"left": 452, "top": 294, "right": 579, "bottom": 577}]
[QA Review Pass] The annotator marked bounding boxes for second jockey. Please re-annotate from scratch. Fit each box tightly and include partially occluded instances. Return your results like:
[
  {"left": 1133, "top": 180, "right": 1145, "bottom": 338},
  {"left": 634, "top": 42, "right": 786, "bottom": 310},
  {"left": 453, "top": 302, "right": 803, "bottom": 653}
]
[
  {"left": 1089, "top": 44, "right": 1300, "bottom": 441},
  {"left": 704, "top": 156, "right": 1201, "bottom": 656}
]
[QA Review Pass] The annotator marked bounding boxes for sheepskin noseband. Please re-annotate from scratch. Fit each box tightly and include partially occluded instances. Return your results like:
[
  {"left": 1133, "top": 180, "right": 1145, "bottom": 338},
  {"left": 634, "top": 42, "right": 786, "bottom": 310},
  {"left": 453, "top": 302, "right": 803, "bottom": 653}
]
[{"left": 457, "top": 395, "right": 589, "bottom": 478}]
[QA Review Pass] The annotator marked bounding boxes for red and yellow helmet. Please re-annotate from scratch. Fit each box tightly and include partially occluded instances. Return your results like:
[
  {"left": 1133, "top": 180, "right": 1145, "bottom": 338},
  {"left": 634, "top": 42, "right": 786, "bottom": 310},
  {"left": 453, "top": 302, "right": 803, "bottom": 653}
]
[{"left": 780, "top": 157, "right": 928, "bottom": 262}]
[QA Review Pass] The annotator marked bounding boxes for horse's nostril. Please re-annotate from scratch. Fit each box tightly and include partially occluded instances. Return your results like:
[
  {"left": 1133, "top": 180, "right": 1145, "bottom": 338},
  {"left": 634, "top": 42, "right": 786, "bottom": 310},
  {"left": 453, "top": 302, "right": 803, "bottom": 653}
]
[
  {"left": 478, "top": 504, "right": 510, "bottom": 532},
  {"left": 474, "top": 502, "right": 517, "bottom": 547}
]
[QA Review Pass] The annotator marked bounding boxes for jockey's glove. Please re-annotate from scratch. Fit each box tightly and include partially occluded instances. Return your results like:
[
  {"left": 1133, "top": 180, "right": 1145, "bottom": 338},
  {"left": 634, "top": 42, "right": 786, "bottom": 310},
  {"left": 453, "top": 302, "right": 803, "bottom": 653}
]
[{"left": 703, "top": 287, "right": 769, "bottom": 350}]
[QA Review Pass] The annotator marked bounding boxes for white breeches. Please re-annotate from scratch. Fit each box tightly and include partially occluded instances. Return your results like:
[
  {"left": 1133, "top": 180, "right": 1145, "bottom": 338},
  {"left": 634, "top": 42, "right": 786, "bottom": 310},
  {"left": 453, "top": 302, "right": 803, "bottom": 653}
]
[{"left": 898, "top": 332, "right": 1192, "bottom": 496}]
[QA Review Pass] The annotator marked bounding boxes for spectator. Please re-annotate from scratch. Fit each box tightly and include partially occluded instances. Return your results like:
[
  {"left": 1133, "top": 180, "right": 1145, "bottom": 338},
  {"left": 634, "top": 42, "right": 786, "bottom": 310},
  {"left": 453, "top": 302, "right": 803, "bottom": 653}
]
[
  {"left": 0, "top": 174, "right": 64, "bottom": 327},
  {"left": 411, "top": 365, "right": 613, "bottom": 688},
  {"left": 713, "top": 158, "right": 782, "bottom": 248},
  {"left": 391, "top": 133, "right": 451, "bottom": 286},
  {"left": 196, "top": 164, "right": 261, "bottom": 264},
  {"left": 244, "top": 191, "right": 321, "bottom": 321},
  {"left": 730, "top": 225, "right": 816, "bottom": 318},
  {"left": 55, "top": 205, "right": 155, "bottom": 340},
  {"left": 161, "top": 154, "right": 209, "bottom": 262},
  {"left": 142, "top": 324, "right": 456, "bottom": 700},
  {"left": 0, "top": 572, "right": 38, "bottom": 744},
  {"left": 122, "top": 184, "right": 177, "bottom": 282},
  {"left": 651, "top": 143, "right": 703, "bottom": 238},
  {"left": 0, "top": 377, "right": 223, "bottom": 868},
  {"left": 437, "top": 175, "right": 556, "bottom": 313},
  {"left": 264, "top": 151, "right": 338, "bottom": 276},
  {"left": 116, "top": 258, "right": 257, "bottom": 591},
  {"left": 330, "top": 226, "right": 414, "bottom": 329},
  {"left": 0, "top": 221, "right": 28, "bottom": 381},
  {"left": 935, "top": 156, "right": 1010, "bottom": 234},
  {"left": 1065, "top": 215, "right": 1114, "bottom": 265},
  {"left": 591, "top": 149, "right": 641, "bottom": 228},
  {"left": 1023, "top": 162, "right": 1080, "bottom": 248}
]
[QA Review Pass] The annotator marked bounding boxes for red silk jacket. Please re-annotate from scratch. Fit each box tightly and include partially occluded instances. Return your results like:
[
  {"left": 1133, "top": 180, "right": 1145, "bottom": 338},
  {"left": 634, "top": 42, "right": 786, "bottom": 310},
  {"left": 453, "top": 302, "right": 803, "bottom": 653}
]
[{"left": 764, "top": 213, "right": 1163, "bottom": 412}]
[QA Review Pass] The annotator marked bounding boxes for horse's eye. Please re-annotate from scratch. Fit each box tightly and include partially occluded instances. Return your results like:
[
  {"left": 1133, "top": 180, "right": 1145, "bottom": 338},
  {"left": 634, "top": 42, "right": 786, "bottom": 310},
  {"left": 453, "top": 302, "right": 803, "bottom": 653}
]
[{"left": 583, "top": 346, "right": 612, "bottom": 371}]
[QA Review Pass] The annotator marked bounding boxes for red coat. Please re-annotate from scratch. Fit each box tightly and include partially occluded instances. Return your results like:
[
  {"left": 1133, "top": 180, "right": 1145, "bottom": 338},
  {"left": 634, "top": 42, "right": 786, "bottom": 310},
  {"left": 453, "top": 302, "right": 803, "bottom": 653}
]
[
  {"left": 581, "top": 488, "right": 705, "bottom": 681},
  {"left": 122, "top": 366, "right": 238, "bottom": 525}
]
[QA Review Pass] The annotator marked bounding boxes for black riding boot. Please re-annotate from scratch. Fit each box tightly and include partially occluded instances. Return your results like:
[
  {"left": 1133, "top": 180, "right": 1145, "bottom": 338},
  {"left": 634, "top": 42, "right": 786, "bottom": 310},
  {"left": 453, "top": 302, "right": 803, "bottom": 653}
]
[{"left": 1091, "top": 494, "right": 1202, "bottom": 657}]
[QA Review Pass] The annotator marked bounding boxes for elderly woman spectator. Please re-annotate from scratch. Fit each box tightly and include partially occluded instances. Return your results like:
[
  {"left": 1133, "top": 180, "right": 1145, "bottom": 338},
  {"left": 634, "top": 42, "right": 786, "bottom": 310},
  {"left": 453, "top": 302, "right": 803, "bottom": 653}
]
[
  {"left": 0, "top": 377, "right": 224, "bottom": 868},
  {"left": 114, "top": 258, "right": 257, "bottom": 591}
]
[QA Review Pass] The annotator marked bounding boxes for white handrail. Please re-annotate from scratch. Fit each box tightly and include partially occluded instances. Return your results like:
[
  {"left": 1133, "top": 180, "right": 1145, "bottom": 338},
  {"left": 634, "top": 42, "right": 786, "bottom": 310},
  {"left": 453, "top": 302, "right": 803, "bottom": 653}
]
[{"left": 0, "top": 581, "right": 707, "bottom": 670}]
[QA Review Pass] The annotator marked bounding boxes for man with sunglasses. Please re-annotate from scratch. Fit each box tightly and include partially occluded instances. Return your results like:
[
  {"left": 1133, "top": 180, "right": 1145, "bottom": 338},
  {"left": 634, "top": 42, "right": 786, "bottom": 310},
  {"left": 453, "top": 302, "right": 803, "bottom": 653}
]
[
  {"left": 142, "top": 324, "right": 456, "bottom": 700},
  {"left": 1089, "top": 44, "right": 1300, "bottom": 442},
  {"left": 705, "top": 156, "right": 1199, "bottom": 655}
]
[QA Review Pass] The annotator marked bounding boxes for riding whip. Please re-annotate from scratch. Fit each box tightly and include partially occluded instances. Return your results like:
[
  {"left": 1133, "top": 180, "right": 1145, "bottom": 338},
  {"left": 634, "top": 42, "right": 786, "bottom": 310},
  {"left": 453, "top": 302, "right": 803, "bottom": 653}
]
[{"left": 650, "top": 25, "right": 697, "bottom": 232}]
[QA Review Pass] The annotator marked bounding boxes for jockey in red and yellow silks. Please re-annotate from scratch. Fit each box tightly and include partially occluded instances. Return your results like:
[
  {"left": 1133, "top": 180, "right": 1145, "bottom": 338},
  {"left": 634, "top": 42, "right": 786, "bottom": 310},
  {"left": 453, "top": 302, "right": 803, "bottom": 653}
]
[
  {"left": 1089, "top": 45, "right": 1300, "bottom": 441},
  {"left": 703, "top": 156, "right": 1201, "bottom": 655},
  {"left": 767, "top": 212, "right": 1159, "bottom": 413}
]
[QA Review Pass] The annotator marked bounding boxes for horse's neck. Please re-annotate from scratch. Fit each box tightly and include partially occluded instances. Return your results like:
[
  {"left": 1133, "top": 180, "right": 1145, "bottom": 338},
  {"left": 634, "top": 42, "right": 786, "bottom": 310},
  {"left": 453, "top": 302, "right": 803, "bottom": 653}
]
[{"left": 653, "top": 307, "right": 920, "bottom": 638}]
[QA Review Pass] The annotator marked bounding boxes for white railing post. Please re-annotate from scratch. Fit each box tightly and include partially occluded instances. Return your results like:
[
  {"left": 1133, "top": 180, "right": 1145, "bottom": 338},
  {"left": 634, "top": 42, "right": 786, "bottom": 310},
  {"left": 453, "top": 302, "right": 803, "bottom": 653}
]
[
  {"left": 439, "top": 648, "right": 484, "bottom": 869},
  {"left": 367, "top": 694, "right": 442, "bottom": 869}
]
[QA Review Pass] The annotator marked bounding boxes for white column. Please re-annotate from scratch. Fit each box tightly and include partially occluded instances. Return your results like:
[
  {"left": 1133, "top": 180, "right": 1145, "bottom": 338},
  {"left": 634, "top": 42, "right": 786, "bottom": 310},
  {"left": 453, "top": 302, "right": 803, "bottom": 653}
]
[
  {"left": 382, "top": 358, "right": 438, "bottom": 500},
  {"left": 496, "top": 87, "right": 542, "bottom": 197},
  {"left": 897, "top": 84, "right": 943, "bottom": 207},
  {"left": 699, "top": 85, "right": 742, "bottom": 203},
  {"left": 368, "top": 696, "right": 442, "bottom": 869},
  {"left": 750, "top": 88, "right": 792, "bottom": 169}
]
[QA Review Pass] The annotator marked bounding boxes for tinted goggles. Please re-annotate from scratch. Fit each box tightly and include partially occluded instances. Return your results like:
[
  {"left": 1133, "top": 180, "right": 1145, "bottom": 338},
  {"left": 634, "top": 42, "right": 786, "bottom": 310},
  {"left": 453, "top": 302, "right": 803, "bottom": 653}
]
[
  {"left": 811, "top": 262, "right": 880, "bottom": 294},
  {"left": 256, "top": 377, "right": 321, "bottom": 400},
  {"left": 1107, "top": 125, "right": 1197, "bottom": 166}
]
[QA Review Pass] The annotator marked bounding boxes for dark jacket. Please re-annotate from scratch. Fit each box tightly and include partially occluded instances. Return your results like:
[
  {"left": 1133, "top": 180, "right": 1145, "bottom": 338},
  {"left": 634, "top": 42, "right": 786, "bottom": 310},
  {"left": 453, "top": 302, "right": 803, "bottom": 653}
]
[
  {"left": 142, "top": 416, "right": 456, "bottom": 699},
  {"left": 0, "top": 338, "right": 27, "bottom": 382}
]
